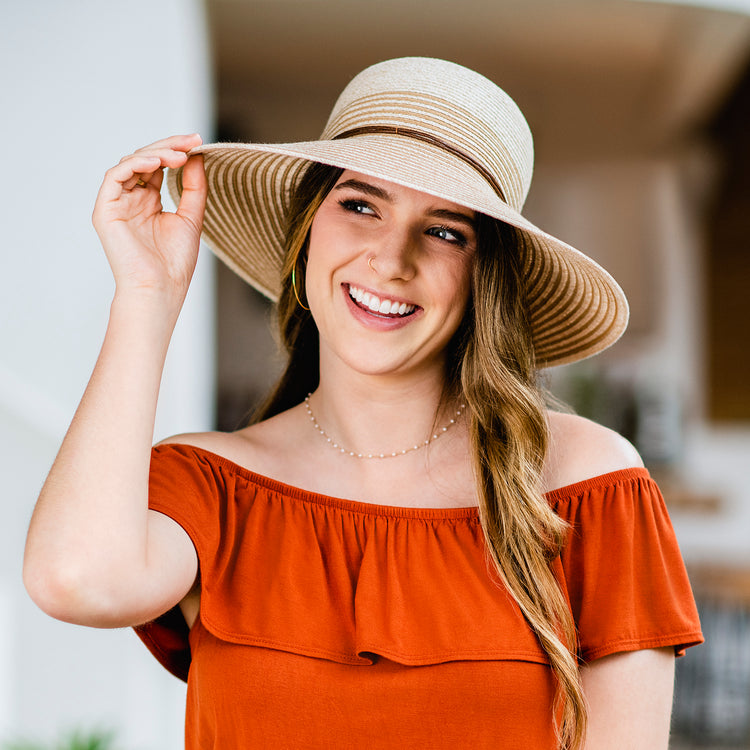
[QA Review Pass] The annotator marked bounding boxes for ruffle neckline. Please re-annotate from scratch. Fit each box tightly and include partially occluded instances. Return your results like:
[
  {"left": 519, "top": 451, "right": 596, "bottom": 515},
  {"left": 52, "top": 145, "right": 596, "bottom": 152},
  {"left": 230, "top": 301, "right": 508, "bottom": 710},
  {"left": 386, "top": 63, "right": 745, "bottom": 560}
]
[{"left": 162, "top": 442, "right": 651, "bottom": 517}]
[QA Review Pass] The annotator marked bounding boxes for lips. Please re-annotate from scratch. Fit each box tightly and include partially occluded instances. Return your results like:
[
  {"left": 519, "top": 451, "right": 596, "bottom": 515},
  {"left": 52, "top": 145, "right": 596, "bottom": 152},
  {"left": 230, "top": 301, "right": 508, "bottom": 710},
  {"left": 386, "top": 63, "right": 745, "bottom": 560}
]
[{"left": 347, "top": 284, "right": 417, "bottom": 317}]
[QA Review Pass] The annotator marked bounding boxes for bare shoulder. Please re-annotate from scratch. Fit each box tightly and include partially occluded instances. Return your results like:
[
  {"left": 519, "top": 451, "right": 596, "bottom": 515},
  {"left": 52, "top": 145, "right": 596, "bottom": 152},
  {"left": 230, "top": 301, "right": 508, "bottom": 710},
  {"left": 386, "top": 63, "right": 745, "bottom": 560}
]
[
  {"left": 156, "top": 429, "right": 251, "bottom": 458},
  {"left": 154, "top": 406, "right": 307, "bottom": 475},
  {"left": 543, "top": 411, "right": 644, "bottom": 493}
]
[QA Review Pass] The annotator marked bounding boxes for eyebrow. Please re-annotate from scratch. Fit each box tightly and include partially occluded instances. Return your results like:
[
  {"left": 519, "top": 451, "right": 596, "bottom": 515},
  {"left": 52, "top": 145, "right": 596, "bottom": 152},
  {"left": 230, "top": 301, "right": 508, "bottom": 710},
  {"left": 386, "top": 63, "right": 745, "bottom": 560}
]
[
  {"left": 429, "top": 208, "right": 476, "bottom": 231},
  {"left": 333, "top": 179, "right": 476, "bottom": 230},
  {"left": 333, "top": 179, "right": 393, "bottom": 201}
]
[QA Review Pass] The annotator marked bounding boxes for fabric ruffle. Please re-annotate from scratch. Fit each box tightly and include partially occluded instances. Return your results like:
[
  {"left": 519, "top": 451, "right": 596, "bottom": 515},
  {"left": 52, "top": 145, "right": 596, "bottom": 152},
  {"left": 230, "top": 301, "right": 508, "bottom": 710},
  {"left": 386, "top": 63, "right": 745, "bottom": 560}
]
[{"left": 135, "top": 444, "right": 702, "bottom": 682}]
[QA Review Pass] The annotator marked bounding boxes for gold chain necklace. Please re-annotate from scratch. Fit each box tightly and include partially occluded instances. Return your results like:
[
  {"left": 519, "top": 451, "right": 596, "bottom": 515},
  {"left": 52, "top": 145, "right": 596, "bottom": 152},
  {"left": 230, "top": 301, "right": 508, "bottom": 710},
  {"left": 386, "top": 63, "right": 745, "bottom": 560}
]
[{"left": 303, "top": 394, "right": 465, "bottom": 459}]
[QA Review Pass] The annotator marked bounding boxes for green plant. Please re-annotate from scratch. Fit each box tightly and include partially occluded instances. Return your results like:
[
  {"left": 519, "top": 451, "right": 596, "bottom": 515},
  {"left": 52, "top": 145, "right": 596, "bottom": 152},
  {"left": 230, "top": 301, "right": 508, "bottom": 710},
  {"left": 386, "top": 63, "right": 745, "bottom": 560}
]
[{"left": 3, "top": 729, "right": 117, "bottom": 750}]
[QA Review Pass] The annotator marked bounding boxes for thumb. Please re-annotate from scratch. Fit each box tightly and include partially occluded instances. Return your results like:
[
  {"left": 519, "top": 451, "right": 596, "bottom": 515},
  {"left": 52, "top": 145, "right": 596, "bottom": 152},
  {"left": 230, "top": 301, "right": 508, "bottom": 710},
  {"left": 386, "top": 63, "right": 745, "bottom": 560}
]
[{"left": 176, "top": 154, "right": 207, "bottom": 233}]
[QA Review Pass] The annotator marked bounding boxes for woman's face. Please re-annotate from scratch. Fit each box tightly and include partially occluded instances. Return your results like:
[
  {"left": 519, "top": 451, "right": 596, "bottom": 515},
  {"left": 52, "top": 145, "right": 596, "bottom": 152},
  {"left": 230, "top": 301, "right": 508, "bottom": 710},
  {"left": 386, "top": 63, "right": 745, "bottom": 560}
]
[{"left": 304, "top": 170, "right": 477, "bottom": 382}]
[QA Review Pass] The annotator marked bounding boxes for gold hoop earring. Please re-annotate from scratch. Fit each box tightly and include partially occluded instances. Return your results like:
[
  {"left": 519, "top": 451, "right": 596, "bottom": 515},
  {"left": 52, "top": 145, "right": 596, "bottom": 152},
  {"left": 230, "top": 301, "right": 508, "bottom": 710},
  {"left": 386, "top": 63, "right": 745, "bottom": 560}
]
[{"left": 291, "top": 267, "right": 310, "bottom": 311}]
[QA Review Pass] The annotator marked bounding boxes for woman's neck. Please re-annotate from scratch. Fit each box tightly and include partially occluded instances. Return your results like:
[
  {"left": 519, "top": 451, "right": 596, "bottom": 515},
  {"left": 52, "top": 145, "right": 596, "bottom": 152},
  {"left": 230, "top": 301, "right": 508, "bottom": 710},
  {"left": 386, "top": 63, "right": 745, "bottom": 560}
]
[{"left": 310, "top": 360, "right": 460, "bottom": 462}]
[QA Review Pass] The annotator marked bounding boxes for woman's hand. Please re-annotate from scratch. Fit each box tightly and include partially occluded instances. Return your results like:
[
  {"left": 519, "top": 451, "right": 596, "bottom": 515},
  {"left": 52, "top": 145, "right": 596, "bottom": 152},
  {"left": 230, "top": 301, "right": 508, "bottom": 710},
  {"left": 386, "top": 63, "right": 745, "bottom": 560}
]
[{"left": 92, "top": 133, "right": 207, "bottom": 307}]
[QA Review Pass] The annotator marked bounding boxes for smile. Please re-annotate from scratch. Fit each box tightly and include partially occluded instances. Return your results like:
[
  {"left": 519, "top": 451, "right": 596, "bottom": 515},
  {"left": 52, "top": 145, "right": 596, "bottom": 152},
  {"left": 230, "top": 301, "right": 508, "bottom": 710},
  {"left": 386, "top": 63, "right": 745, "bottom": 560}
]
[{"left": 347, "top": 284, "right": 417, "bottom": 317}]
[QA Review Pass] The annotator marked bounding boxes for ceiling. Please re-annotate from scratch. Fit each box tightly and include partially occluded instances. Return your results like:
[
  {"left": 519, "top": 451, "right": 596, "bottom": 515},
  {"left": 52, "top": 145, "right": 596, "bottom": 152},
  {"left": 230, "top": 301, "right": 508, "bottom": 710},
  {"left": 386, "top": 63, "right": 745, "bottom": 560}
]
[{"left": 206, "top": 0, "right": 750, "bottom": 162}]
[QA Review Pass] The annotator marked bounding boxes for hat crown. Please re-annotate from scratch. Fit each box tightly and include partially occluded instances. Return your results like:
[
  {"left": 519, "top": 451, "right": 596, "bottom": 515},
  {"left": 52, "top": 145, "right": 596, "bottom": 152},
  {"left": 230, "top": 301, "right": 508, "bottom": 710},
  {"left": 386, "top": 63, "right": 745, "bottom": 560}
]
[{"left": 320, "top": 57, "right": 534, "bottom": 212}]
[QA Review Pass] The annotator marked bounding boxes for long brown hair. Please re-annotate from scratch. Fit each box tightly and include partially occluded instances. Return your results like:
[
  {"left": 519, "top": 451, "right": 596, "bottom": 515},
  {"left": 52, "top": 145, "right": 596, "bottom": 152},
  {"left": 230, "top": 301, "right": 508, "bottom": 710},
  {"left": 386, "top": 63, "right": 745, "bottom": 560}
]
[{"left": 254, "top": 162, "right": 587, "bottom": 749}]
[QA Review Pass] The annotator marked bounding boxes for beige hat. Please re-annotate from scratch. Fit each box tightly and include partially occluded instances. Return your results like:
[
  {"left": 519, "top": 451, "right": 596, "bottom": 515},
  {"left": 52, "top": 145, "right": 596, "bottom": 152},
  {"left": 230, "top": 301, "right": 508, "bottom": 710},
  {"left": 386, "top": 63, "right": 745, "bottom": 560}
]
[{"left": 168, "top": 56, "right": 628, "bottom": 367}]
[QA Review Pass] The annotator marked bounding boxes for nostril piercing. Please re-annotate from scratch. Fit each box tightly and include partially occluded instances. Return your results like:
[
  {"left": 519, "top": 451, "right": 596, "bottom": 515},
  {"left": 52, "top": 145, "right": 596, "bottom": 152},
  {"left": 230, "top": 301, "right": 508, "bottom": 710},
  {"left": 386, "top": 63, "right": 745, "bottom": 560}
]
[{"left": 368, "top": 256, "right": 376, "bottom": 271}]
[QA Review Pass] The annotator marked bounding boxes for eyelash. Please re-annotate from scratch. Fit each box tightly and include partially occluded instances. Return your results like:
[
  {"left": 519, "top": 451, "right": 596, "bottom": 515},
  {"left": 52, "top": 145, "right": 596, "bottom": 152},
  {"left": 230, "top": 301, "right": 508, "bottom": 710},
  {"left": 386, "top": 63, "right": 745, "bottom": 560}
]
[
  {"left": 429, "top": 225, "right": 468, "bottom": 247},
  {"left": 338, "top": 199, "right": 468, "bottom": 247},
  {"left": 339, "top": 198, "right": 375, "bottom": 215}
]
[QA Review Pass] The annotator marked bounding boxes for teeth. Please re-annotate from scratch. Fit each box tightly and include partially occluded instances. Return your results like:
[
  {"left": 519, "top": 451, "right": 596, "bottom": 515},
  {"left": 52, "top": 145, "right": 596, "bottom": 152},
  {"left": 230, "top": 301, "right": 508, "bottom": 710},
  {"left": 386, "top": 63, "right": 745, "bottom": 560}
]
[{"left": 348, "top": 285, "right": 415, "bottom": 316}]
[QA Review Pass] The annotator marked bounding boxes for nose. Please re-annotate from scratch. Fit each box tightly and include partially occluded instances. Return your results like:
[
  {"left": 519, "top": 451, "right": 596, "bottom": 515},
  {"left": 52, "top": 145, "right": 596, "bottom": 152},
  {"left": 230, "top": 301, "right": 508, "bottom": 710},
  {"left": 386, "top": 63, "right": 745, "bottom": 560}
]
[{"left": 367, "top": 226, "right": 417, "bottom": 281}]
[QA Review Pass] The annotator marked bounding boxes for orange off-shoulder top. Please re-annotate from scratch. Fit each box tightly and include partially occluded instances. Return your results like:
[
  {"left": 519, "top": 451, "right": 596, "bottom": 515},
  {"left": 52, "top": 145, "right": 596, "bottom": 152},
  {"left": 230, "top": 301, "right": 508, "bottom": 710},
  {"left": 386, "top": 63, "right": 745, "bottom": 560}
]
[{"left": 135, "top": 443, "right": 703, "bottom": 749}]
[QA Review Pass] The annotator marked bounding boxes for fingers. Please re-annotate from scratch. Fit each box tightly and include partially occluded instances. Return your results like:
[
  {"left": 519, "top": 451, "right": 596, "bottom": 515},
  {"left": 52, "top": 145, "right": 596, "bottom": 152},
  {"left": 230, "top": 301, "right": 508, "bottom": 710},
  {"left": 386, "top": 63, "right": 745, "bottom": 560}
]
[
  {"left": 97, "top": 134, "right": 203, "bottom": 204},
  {"left": 119, "top": 147, "right": 190, "bottom": 190},
  {"left": 124, "top": 168, "right": 158, "bottom": 193},
  {"left": 175, "top": 154, "right": 207, "bottom": 234},
  {"left": 96, "top": 154, "right": 163, "bottom": 206},
  {"left": 146, "top": 166, "right": 165, "bottom": 193},
  {"left": 93, "top": 134, "right": 206, "bottom": 236},
  {"left": 126, "top": 134, "right": 203, "bottom": 189},
  {"left": 133, "top": 133, "right": 202, "bottom": 156}
]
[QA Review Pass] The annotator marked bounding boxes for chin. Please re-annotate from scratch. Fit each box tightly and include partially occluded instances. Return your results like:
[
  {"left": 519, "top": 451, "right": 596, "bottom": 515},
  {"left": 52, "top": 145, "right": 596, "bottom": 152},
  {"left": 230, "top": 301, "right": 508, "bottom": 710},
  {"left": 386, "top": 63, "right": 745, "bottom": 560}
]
[{"left": 333, "top": 344, "right": 448, "bottom": 381}]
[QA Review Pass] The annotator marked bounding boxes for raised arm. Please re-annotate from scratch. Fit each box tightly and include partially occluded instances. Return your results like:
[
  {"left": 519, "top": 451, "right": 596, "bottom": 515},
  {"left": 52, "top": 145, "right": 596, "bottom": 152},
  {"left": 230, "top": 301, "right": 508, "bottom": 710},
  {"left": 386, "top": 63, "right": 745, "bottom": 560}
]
[{"left": 24, "top": 134, "right": 206, "bottom": 628}]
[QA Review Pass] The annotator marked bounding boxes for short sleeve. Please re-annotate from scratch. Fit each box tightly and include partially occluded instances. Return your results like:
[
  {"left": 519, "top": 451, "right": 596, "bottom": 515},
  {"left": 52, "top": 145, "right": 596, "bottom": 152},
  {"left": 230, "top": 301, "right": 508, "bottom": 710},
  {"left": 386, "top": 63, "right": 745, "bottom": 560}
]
[
  {"left": 550, "top": 469, "right": 704, "bottom": 663},
  {"left": 133, "top": 443, "right": 226, "bottom": 681}
]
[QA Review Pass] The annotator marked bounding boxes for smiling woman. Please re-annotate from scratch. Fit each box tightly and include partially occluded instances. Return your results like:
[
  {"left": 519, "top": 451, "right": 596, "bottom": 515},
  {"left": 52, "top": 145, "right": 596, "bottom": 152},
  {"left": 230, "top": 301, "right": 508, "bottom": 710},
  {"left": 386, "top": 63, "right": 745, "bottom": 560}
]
[{"left": 23, "top": 57, "right": 702, "bottom": 750}]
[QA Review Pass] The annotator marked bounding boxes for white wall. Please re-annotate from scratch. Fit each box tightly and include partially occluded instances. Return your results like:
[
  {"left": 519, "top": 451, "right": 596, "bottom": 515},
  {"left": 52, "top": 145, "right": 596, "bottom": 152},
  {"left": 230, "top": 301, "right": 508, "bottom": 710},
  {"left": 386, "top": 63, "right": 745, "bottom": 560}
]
[{"left": 1, "top": 1, "right": 213, "bottom": 747}]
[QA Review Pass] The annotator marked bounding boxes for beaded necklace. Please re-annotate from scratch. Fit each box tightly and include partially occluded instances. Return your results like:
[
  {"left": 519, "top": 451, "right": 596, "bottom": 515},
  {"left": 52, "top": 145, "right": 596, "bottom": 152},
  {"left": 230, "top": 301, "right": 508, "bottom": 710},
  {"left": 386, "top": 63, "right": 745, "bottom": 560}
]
[{"left": 303, "top": 394, "right": 465, "bottom": 459}]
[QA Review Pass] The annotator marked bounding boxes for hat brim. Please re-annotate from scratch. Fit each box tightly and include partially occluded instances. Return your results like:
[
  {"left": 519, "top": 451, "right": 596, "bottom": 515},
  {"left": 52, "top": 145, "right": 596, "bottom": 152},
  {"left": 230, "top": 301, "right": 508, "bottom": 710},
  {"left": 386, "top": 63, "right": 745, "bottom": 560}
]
[{"left": 168, "top": 138, "right": 628, "bottom": 367}]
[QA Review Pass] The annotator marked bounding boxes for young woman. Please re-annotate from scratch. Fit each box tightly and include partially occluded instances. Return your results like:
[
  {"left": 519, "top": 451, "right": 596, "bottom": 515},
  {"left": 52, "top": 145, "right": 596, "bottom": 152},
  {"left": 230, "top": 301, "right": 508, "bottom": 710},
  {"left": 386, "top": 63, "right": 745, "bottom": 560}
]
[{"left": 24, "top": 57, "right": 702, "bottom": 749}]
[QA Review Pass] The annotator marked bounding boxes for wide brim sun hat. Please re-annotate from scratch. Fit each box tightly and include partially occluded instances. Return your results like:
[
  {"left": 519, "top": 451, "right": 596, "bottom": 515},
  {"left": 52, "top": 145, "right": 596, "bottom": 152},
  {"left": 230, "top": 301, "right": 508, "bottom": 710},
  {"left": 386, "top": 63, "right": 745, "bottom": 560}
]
[{"left": 168, "top": 56, "right": 629, "bottom": 367}]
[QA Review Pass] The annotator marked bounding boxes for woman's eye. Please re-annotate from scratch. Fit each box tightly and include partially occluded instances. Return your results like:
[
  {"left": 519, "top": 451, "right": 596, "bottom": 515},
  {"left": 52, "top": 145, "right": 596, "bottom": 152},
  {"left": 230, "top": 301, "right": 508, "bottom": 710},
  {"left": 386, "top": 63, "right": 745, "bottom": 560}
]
[
  {"left": 429, "top": 225, "right": 467, "bottom": 246},
  {"left": 339, "top": 199, "right": 376, "bottom": 216}
]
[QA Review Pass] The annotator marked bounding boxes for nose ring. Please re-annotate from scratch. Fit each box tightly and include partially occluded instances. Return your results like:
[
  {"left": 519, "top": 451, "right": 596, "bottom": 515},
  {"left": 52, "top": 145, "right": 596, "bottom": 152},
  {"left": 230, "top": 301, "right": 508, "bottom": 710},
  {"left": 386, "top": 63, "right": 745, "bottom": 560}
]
[{"left": 367, "top": 256, "right": 376, "bottom": 271}]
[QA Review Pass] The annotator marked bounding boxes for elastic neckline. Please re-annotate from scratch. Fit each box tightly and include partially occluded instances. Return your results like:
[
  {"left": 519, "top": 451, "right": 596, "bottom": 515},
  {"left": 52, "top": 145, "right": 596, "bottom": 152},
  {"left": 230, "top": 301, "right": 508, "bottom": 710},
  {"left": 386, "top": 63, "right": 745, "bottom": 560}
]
[{"left": 154, "top": 443, "right": 651, "bottom": 520}]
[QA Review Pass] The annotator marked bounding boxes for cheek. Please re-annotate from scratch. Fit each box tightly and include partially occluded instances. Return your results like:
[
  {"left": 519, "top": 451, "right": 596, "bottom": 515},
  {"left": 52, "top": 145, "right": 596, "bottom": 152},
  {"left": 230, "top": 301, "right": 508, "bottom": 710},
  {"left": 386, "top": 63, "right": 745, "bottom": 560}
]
[
  {"left": 451, "top": 260, "right": 476, "bottom": 329},
  {"left": 306, "top": 214, "right": 355, "bottom": 272},
  {"left": 305, "top": 223, "right": 335, "bottom": 287},
  {"left": 441, "top": 255, "right": 475, "bottom": 308},
  {"left": 304, "top": 221, "right": 351, "bottom": 315}
]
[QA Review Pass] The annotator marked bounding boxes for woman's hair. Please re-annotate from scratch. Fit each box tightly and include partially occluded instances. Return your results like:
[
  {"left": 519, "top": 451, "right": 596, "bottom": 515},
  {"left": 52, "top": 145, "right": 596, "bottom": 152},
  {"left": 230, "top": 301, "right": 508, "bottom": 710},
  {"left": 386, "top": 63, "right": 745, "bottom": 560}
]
[
  {"left": 251, "top": 161, "right": 343, "bottom": 417},
  {"left": 254, "top": 162, "right": 587, "bottom": 749}
]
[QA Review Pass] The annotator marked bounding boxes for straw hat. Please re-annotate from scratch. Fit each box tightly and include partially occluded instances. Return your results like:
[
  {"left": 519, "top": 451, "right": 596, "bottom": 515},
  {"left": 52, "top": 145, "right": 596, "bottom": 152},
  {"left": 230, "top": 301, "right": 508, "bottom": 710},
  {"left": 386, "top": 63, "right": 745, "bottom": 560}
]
[{"left": 168, "top": 56, "right": 628, "bottom": 367}]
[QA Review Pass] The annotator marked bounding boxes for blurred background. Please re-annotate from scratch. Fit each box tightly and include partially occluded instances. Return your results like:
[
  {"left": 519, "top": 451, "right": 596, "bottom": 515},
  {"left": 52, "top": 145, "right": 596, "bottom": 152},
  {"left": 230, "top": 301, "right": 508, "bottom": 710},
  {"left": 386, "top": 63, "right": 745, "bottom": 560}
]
[{"left": 2, "top": 0, "right": 750, "bottom": 747}]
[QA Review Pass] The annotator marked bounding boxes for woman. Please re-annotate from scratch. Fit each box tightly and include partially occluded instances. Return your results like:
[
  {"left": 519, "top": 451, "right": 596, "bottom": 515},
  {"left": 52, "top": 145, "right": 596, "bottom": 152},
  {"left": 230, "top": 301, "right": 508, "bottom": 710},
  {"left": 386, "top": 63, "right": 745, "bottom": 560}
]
[{"left": 24, "top": 57, "right": 702, "bottom": 749}]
